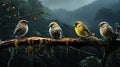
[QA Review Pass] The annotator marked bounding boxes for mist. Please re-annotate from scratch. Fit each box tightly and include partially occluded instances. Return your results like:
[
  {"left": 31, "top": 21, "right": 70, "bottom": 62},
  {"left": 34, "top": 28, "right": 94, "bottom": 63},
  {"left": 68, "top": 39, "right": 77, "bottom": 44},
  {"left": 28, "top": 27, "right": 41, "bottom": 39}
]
[{"left": 39, "top": 0, "right": 96, "bottom": 11}]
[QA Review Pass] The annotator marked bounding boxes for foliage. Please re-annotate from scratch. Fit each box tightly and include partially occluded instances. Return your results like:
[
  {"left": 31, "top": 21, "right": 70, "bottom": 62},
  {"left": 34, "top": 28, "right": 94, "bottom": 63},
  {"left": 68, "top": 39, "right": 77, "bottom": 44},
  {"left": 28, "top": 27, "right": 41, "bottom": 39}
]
[
  {"left": 0, "top": 0, "right": 44, "bottom": 20},
  {"left": 0, "top": 0, "right": 47, "bottom": 40},
  {"left": 79, "top": 56, "right": 102, "bottom": 67}
]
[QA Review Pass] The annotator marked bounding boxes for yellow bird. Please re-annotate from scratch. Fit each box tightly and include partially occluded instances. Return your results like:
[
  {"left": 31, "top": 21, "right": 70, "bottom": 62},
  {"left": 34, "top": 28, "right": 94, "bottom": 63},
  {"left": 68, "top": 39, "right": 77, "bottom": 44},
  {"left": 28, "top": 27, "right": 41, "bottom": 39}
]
[{"left": 74, "top": 21, "right": 90, "bottom": 38}]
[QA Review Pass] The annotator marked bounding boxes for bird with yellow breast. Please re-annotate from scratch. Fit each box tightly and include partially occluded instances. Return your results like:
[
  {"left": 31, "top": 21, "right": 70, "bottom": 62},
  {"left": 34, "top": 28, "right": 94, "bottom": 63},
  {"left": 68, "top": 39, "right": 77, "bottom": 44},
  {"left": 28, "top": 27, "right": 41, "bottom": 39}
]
[{"left": 74, "top": 21, "right": 91, "bottom": 39}]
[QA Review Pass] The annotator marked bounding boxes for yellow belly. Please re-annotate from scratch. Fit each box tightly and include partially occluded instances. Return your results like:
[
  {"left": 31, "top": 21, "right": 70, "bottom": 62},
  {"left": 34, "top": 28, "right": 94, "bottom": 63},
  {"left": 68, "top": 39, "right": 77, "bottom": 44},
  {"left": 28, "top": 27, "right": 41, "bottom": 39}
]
[{"left": 75, "top": 27, "right": 89, "bottom": 37}]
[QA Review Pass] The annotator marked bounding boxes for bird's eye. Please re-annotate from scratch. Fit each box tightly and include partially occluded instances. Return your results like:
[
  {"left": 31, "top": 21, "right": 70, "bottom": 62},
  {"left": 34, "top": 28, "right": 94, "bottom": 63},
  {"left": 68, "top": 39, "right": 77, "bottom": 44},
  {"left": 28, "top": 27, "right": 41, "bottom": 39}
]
[
  {"left": 100, "top": 24, "right": 105, "bottom": 27},
  {"left": 51, "top": 24, "right": 54, "bottom": 26},
  {"left": 21, "top": 21, "right": 26, "bottom": 23},
  {"left": 75, "top": 23, "right": 78, "bottom": 25},
  {"left": 49, "top": 24, "right": 54, "bottom": 27}
]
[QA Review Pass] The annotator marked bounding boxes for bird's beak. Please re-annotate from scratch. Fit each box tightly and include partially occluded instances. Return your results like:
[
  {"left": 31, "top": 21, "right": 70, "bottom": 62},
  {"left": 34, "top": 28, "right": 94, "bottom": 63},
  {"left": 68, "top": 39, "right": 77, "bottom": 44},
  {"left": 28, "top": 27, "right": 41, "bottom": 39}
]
[
  {"left": 73, "top": 25, "right": 76, "bottom": 27},
  {"left": 98, "top": 24, "right": 101, "bottom": 27},
  {"left": 48, "top": 24, "right": 51, "bottom": 27},
  {"left": 74, "top": 23, "right": 78, "bottom": 27},
  {"left": 25, "top": 21, "right": 29, "bottom": 23}
]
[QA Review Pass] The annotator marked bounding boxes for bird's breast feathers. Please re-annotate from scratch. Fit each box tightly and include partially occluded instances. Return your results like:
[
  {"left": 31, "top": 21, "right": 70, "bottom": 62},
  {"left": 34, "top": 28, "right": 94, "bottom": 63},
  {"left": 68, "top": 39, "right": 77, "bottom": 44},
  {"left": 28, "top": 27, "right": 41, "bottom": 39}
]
[
  {"left": 49, "top": 27, "right": 62, "bottom": 38},
  {"left": 75, "top": 27, "right": 89, "bottom": 36},
  {"left": 100, "top": 26, "right": 113, "bottom": 38},
  {"left": 14, "top": 24, "right": 28, "bottom": 37}
]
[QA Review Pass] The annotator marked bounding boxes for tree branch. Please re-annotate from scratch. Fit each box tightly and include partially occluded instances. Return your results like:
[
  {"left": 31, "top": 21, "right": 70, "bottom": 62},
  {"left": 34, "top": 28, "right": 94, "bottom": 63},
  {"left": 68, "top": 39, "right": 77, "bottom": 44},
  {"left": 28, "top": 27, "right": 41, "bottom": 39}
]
[
  {"left": 0, "top": 37, "right": 120, "bottom": 50},
  {"left": 0, "top": 37, "right": 119, "bottom": 67}
]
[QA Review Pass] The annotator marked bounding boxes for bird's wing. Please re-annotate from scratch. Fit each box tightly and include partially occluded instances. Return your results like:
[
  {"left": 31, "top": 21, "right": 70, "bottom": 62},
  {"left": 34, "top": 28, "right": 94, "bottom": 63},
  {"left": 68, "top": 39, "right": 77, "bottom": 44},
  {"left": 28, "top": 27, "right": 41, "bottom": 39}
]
[
  {"left": 55, "top": 26, "right": 64, "bottom": 38},
  {"left": 59, "top": 27, "right": 64, "bottom": 37},
  {"left": 59, "top": 27, "right": 63, "bottom": 32},
  {"left": 14, "top": 28, "right": 22, "bottom": 35},
  {"left": 49, "top": 27, "right": 53, "bottom": 38},
  {"left": 13, "top": 23, "right": 23, "bottom": 35},
  {"left": 107, "top": 26, "right": 114, "bottom": 35},
  {"left": 55, "top": 26, "right": 63, "bottom": 33},
  {"left": 84, "top": 25, "right": 91, "bottom": 35}
]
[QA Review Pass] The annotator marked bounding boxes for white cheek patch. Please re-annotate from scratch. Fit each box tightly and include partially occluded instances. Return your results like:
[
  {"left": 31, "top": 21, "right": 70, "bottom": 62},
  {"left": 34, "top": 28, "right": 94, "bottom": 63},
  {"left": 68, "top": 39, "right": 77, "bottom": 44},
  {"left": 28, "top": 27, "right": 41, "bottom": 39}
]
[
  {"left": 49, "top": 27, "right": 53, "bottom": 38},
  {"left": 59, "top": 31, "right": 62, "bottom": 38}
]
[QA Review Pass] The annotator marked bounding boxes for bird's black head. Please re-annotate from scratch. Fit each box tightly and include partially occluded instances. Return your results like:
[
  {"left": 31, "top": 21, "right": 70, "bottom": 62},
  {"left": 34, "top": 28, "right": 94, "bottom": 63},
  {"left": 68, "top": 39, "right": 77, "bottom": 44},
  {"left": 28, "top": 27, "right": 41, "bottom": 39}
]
[{"left": 74, "top": 22, "right": 79, "bottom": 27}]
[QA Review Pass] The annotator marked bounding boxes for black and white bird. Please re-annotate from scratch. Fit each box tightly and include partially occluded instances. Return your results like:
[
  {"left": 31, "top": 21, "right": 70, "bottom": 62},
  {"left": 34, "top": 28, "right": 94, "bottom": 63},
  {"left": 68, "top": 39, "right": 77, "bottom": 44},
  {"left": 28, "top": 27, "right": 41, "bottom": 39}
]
[
  {"left": 13, "top": 20, "right": 29, "bottom": 38},
  {"left": 99, "top": 21, "right": 114, "bottom": 39},
  {"left": 49, "top": 22, "right": 63, "bottom": 39}
]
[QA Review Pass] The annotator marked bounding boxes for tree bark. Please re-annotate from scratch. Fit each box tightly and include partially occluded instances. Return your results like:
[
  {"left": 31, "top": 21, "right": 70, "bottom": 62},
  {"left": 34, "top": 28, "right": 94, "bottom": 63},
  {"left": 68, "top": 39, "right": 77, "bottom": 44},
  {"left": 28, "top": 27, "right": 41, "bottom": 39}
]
[{"left": 0, "top": 37, "right": 120, "bottom": 49}]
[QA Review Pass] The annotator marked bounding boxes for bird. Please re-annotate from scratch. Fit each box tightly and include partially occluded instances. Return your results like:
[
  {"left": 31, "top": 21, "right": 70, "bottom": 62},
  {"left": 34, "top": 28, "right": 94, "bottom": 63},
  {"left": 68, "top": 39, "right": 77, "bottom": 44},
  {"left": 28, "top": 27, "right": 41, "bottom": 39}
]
[
  {"left": 74, "top": 21, "right": 91, "bottom": 38},
  {"left": 13, "top": 20, "right": 29, "bottom": 38},
  {"left": 99, "top": 21, "right": 114, "bottom": 40},
  {"left": 49, "top": 22, "right": 63, "bottom": 39}
]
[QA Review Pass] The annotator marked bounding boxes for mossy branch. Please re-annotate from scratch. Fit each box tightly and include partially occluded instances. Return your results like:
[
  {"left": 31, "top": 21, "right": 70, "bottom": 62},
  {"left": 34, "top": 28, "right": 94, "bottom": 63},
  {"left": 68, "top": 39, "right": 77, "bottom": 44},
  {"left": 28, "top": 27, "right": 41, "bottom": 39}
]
[
  {"left": 0, "top": 37, "right": 120, "bottom": 50},
  {"left": 0, "top": 37, "right": 102, "bottom": 49}
]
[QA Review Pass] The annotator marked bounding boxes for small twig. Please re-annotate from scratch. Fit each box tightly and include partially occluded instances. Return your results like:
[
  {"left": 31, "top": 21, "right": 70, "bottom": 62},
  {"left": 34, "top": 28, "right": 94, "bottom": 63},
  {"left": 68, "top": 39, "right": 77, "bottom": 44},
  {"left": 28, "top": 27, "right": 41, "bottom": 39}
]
[
  {"left": 115, "top": 23, "right": 119, "bottom": 34},
  {"left": 7, "top": 47, "right": 15, "bottom": 67},
  {"left": 113, "top": 23, "right": 120, "bottom": 40},
  {"left": 69, "top": 46, "right": 96, "bottom": 56},
  {"left": 17, "top": 2, "right": 24, "bottom": 17}
]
